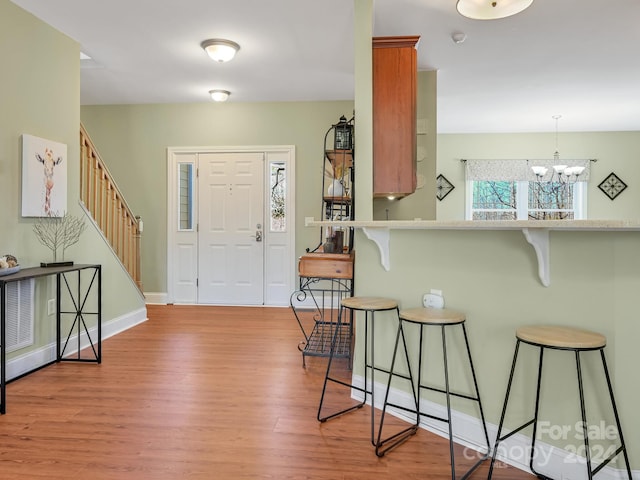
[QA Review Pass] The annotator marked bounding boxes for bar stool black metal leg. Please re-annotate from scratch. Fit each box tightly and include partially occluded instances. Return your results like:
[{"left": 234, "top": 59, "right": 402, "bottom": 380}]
[
  {"left": 399, "top": 313, "right": 419, "bottom": 410},
  {"left": 375, "top": 315, "right": 419, "bottom": 456},
  {"left": 317, "top": 306, "right": 366, "bottom": 422},
  {"left": 489, "top": 340, "right": 523, "bottom": 479},
  {"left": 462, "top": 324, "right": 490, "bottom": 452},
  {"left": 441, "top": 325, "right": 456, "bottom": 480},
  {"left": 529, "top": 347, "right": 546, "bottom": 478},
  {"left": 363, "top": 310, "right": 369, "bottom": 408},
  {"left": 575, "top": 351, "right": 594, "bottom": 480},
  {"left": 416, "top": 324, "right": 423, "bottom": 414},
  {"left": 369, "top": 311, "right": 376, "bottom": 446},
  {"left": 459, "top": 324, "right": 490, "bottom": 479},
  {"left": 376, "top": 316, "right": 403, "bottom": 450},
  {"left": 599, "top": 350, "right": 633, "bottom": 479},
  {"left": 348, "top": 308, "right": 354, "bottom": 370},
  {"left": 317, "top": 305, "right": 347, "bottom": 420}
]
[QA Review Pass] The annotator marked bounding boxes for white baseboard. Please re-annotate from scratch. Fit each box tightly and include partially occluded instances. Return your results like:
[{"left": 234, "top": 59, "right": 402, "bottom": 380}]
[
  {"left": 143, "top": 292, "right": 168, "bottom": 304},
  {"left": 152, "top": 289, "right": 332, "bottom": 308},
  {"left": 7, "top": 307, "right": 148, "bottom": 381},
  {"left": 352, "top": 374, "right": 637, "bottom": 480}
]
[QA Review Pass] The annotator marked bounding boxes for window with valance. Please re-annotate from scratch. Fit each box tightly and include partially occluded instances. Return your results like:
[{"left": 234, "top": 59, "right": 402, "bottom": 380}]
[{"left": 465, "top": 159, "right": 589, "bottom": 220}]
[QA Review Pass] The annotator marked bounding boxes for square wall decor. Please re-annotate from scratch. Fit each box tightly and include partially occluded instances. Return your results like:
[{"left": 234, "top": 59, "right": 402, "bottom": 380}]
[
  {"left": 436, "top": 174, "right": 455, "bottom": 201},
  {"left": 598, "top": 172, "right": 627, "bottom": 200},
  {"left": 21, "top": 134, "right": 68, "bottom": 217}
]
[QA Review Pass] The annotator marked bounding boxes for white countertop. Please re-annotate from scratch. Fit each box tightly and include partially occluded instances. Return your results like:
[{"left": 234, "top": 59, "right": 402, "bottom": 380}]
[
  {"left": 305, "top": 218, "right": 640, "bottom": 231},
  {"left": 304, "top": 218, "right": 640, "bottom": 286}
]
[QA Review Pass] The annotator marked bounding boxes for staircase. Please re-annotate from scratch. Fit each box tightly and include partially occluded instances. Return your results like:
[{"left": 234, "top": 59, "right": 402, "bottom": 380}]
[{"left": 80, "top": 125, "right": 142, "bottom": 291}]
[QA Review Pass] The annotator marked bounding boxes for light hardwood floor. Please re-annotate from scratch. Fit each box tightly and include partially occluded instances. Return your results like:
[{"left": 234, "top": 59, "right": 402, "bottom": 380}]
[{"left": 0, "top": 305, "right": 534, "bottom": 479}]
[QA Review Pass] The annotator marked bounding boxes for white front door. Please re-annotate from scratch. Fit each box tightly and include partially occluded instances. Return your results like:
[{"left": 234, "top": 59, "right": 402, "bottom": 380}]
[
  {"left": 167, "top": 146, "right": 295, "bottom": 306},
  {"left": 197, "top": 152, "right": 264, "bottom": 305}
]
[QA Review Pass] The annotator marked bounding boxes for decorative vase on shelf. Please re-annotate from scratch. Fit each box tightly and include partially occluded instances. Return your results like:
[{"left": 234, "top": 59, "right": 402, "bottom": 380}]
[{"left": 328, "top": 179, "right": 344, "bottom": 197}]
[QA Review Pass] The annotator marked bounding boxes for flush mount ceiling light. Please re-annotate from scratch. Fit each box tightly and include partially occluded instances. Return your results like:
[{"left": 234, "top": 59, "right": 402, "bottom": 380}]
[
  {"left": 201, "top": 39, "right": 240, "bottom": 63},
  {"left": 456, "top": 0, "right": 533, "bottom": 20},
  {"left": 209, "top": 89, "right": 230, "bottom": 102}
]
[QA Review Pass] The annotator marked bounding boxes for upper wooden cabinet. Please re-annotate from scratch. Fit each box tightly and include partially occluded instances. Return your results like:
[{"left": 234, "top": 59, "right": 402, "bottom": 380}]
[{"left": 372, "top": 36, "right": 419, "bottom": 198}]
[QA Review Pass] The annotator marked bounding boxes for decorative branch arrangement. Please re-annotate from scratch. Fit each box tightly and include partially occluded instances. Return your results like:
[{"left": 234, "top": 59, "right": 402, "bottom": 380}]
[{"left": 33, "top": 212, "right": 86, "bottom": 264}]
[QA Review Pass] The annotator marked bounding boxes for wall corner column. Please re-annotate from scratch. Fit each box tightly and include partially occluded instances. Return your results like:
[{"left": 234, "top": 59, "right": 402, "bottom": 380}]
[{"left": 353, "top": 0, "right": 374, "bottom": 221}]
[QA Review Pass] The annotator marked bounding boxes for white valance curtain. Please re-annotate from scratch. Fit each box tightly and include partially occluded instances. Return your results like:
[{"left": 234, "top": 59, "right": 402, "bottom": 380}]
[
  {"left": 464, "top": 159, "right": 591, "bottom": 182},
  {"left": 465, "top": 159, "right": 527, "bottom": 181}
]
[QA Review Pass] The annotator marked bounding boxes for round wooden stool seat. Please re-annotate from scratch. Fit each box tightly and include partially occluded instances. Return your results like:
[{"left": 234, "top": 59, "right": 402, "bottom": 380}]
[
  {"left": 341, "top": 296, "right": 398, "bottom": 311},
  {"left": 516, "top": 325, "right": 606, "bottom": 350},
  {"left": 399, "top": 307, "right": 465, "bottom": 325}
]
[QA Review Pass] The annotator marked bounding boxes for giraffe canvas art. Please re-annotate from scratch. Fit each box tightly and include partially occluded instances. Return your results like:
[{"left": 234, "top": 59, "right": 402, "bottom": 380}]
[{"left": 21, "top": 134, "right": 67, "bottom": 217}]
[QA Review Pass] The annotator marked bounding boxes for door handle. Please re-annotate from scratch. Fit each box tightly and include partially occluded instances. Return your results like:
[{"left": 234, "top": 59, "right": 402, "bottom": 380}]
[{"left": 250, "top": 231, "right": 263, "bottom": 242}]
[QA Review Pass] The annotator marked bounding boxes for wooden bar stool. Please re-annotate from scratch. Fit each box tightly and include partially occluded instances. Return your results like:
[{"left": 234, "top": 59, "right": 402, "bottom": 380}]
[
  {"left": 318, "top": 296, "right": 416, "bottom": 447},
  {"left": 488, "top": 325, "right": 633, "bottom": 480},
  {"left": 376, "top": 307, "right": 491, "bottom": 480}
]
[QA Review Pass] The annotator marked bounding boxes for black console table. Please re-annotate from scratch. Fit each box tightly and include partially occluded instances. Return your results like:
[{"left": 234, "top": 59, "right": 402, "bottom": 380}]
[{"left": 0, "top": 264, "right": 102, "bottom": 414}]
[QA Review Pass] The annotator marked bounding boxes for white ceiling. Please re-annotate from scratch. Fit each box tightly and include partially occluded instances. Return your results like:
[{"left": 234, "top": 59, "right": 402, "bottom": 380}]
[{"left": 10, "top": 0, "right": 640, "bottom": 133}]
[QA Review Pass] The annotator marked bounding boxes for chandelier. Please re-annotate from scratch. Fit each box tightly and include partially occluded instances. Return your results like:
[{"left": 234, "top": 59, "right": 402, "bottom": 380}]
[{"left": 530, "top": 115, "right": 585, "bottom": 184}]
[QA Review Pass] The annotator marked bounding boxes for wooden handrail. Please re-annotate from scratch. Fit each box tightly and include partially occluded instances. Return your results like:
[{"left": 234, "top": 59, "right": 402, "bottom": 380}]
[{"left": 80, "top": 124, "right": 142, "bottom": 291}]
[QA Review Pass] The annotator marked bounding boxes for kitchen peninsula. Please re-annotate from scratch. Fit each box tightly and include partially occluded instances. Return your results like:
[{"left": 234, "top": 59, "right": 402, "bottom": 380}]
[
  {"left": 306, "top": 218, "right": 640, "bottom": 286},
  {"left": 306, "top": 215, "right": 640, "bottom": 477}
]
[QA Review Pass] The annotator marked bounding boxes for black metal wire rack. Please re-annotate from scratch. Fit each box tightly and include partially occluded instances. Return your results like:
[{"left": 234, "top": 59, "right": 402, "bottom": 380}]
[{"left": 290, "top": 277, "right": 353, "bottom": 367}]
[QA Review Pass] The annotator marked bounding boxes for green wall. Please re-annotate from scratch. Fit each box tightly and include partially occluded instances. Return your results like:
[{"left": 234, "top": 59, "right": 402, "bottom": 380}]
[
  {"left": 0, "top": 0, "right": 145, "bottom": 363},
  {"left": 437, "top": 131, "right": 640, "bottom": 220},
  {"left": 353, "top": 0, "right": 374, "bottom": 222},
  {"left": 81, "top": 101, "right": 354, "bottom": 293}
]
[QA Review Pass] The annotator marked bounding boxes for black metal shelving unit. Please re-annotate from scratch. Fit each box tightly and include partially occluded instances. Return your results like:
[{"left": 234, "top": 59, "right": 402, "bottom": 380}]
[{"left": 290, "top": 115, "right": 356, "bottom": 366}]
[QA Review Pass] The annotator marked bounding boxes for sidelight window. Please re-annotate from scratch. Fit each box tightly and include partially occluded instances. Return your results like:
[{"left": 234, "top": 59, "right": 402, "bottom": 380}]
[
  {"left": 270, "top": 161, "right": 286, "bottom": 232},
  {"left": 178, "top": 163, "right": 194, "bottom": 230}
]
